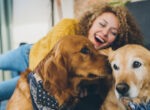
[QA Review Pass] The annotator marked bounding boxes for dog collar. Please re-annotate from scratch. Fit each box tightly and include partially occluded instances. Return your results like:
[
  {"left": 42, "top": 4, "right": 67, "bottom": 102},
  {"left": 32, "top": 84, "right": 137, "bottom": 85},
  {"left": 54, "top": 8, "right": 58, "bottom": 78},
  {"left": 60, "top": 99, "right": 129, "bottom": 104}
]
[
  {"left": 28, "top": 72, "right": 61, "bottom": 110},
  {"left": 128, "top": 100, "right": 150, "bottom": 110}
]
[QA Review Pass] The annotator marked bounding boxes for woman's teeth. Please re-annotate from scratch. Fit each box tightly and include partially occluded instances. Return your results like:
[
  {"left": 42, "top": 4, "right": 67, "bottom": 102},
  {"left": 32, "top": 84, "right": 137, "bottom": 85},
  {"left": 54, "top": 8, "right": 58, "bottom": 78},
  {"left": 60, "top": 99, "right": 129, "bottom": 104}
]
[{"left": 95, "top": 35, "right": 104, "bottom": 43}]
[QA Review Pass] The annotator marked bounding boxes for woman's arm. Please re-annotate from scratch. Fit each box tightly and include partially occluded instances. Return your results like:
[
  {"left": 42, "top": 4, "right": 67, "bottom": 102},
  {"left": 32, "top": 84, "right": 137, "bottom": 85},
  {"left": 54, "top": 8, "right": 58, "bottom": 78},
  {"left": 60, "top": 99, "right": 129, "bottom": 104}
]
[{"left": 29, "top": 19, "right": 79, "bottom": 70}]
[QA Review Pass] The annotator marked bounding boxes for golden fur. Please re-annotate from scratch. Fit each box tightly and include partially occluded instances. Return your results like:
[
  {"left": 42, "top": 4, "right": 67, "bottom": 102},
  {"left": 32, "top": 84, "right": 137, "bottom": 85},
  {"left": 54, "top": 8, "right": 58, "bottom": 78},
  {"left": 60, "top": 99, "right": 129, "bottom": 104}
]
[
  {"left": 7, "top": 35, "right": 112, "bottom": 110},
  {"left": 100, "top": 44, "right": 150, "bottom": 110}
]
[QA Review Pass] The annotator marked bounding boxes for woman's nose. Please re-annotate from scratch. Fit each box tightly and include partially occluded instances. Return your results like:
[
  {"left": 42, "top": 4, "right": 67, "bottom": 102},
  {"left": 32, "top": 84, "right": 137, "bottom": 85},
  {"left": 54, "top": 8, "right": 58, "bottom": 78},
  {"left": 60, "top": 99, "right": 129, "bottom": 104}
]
[{"left": 102, "top": 28, "right": 109, "bottom": 37}]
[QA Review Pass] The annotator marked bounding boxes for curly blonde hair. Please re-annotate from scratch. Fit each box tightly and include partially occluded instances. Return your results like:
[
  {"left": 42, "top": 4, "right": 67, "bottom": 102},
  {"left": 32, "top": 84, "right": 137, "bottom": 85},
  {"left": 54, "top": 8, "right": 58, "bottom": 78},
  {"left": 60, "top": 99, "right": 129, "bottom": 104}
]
[{"left": 78, "top": 1, "right": 144, "bottom": 50}]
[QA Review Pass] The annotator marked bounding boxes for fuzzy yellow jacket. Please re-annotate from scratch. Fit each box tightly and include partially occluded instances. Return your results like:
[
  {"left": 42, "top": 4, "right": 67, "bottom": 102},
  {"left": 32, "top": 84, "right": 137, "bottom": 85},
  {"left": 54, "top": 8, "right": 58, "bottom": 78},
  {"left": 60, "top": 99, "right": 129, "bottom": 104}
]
[{"left": 29, "top": 19, "right": 79, "bottom": 70}]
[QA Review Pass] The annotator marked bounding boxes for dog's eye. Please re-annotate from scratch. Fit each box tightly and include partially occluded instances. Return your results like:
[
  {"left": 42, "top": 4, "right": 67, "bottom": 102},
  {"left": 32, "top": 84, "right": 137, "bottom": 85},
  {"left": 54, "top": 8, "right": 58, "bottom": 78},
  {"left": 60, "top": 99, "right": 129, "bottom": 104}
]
[
  {"left": 88, "top": 74, "right": 98, "bottom": 78},
  {"left": 113, "top": 64, "right": 119, "bottom": 70},
  {"left": 133, "top": 61, "right": 141, "bottom": 68},
  {"left": 80, "top": 47, "right": 90, "bottom": 54}
]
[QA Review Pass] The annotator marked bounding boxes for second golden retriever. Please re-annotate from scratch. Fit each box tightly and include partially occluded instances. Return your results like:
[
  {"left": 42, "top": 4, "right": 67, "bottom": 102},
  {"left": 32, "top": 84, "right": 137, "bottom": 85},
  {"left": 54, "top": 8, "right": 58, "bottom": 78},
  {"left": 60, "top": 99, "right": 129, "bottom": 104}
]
[{"left": 101, "top": 44, "right": 150, "bottom": 110}]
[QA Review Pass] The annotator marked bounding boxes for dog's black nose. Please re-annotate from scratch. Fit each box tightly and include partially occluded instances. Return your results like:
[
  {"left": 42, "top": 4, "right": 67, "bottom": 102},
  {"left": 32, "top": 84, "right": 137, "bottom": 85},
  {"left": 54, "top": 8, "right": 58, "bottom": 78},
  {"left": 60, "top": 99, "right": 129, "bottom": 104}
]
[{"left": 116, "top": 83, "right": 129, "bottom": 95}]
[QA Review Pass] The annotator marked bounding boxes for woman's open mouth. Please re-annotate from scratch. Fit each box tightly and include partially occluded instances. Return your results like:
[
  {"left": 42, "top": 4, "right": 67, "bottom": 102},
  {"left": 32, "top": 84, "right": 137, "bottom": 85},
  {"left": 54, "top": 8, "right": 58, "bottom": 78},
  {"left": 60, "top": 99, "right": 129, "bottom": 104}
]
[{"left": 94, "top": 34, "right": 105, "bottom": 45}]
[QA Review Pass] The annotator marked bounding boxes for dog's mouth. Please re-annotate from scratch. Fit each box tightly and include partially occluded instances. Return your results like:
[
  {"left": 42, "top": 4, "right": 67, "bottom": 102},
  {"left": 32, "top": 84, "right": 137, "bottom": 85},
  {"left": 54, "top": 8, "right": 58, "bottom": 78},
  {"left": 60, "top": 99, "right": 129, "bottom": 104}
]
[
  {"left": 72, "top": 73, "right": 107, "bottom": 98},
  {"left": 77, "top": 79, "right": 100, "bottom": 98},
  {"left": 118, "top": 93, "right": 129, "bottom": 99}
]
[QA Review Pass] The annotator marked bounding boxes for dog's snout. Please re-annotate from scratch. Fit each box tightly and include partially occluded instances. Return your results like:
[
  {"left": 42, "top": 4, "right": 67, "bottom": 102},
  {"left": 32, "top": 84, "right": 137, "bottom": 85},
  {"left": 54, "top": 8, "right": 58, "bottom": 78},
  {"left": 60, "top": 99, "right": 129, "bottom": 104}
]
[{"left": 116, "top": 83, "right": 129, "bottom": 95}]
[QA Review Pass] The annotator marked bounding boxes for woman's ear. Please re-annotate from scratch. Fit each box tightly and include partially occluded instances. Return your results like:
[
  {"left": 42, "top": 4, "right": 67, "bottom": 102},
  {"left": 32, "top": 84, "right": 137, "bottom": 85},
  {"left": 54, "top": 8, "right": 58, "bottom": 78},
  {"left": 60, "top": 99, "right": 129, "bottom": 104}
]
[{"left": 98, "top": 47, "right": 113, "bottom": 56}]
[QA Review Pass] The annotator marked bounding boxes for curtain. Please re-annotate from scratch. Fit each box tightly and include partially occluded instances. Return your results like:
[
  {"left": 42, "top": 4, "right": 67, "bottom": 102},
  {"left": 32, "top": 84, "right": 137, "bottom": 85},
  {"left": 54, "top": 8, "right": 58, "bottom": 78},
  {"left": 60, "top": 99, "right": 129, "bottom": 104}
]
[{"left": 0, "top": 0, "right": 13, "bottom": 81}]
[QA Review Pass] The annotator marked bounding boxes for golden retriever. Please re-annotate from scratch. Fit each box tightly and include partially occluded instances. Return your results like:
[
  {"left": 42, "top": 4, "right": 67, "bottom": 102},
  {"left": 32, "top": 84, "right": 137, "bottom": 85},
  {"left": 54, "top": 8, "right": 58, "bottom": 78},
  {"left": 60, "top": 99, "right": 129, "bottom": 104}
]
[
  {"left": 7, "top": 35, "right": 112, "bottom": 110},
  {"left": 100, "top": 44, "right": 150, "bottom": 110}
]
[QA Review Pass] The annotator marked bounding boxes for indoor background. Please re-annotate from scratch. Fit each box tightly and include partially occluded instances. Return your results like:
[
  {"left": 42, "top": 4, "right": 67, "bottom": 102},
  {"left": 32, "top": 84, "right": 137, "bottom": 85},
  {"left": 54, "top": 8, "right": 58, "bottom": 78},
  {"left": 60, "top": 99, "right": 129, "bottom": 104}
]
[
  {"left": 0, "top": 0, "right": 149, "bottom": 81},
  {"left": 0, "top": 0, "right": 149, "bottom": 109}
]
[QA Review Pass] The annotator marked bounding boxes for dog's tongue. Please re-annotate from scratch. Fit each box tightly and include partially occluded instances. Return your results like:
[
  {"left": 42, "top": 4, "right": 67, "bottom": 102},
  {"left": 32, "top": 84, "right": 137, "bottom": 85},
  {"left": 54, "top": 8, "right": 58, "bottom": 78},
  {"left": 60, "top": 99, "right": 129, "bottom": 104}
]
[{"left": 79, "top": 89, "right": 88, "bottom": 98}]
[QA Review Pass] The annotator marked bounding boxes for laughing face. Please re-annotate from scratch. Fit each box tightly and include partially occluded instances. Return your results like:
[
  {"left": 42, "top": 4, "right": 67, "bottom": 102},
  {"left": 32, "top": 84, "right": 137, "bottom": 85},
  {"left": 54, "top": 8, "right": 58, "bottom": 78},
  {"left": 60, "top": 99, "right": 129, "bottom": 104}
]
[{"left": 88, "top": 12, "right": 119, "bottom": 50}]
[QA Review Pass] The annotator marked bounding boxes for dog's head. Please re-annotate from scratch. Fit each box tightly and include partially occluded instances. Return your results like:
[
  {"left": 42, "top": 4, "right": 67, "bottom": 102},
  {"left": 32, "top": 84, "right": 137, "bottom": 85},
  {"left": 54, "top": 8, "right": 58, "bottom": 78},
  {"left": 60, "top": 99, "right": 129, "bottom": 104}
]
[
  {"left": 34, "top": 35, "right": 111, "bottom": 106},
  {"left": 108, "top": 44, "right": 150, "bottom": 99}
]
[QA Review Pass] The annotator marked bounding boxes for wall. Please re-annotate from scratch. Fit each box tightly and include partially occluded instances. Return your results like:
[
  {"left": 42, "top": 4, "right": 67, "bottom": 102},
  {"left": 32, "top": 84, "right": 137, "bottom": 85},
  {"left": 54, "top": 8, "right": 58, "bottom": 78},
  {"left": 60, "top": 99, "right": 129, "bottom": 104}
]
[
  {"left": 12, "top": 0, "right": 51, "bottom": 49},
  {"left": 12, "top": 0, "right": 74, "bottom": 49},
  {"left": 126, "top": 0, "right": 150, "bottom": 48}
]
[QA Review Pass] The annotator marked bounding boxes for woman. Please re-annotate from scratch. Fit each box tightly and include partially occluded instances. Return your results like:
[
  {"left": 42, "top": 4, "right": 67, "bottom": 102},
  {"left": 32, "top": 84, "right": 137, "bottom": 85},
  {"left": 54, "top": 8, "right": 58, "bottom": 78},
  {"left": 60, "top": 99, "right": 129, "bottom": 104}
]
[{"left": 0, "top": 0, "right": 143, "bottom": 106}]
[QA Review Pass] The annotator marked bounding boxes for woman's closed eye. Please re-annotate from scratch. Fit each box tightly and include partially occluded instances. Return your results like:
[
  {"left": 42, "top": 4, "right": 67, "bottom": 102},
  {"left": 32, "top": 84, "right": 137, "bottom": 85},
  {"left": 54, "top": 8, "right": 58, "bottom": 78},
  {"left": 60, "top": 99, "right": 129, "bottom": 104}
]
[
  {"left": 99, "top": 22, "right": 105, "bottom": 27},
  {"left": 110, "top": 29, "right": 118, "bottom": 37},
  {"left": 111, "top": 31, "right": 117, "bottom": 36}
]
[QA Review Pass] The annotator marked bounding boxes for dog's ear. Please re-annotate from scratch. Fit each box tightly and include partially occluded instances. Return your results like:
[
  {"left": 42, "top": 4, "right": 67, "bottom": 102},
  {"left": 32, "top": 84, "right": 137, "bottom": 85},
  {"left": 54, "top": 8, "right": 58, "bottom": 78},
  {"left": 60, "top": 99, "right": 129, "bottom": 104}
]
[
  {"left": 98, "top": 47, "right": 113, "bottom": 56},
  {"left": 43, "top": 44, "right": 68, "bottom": 94}
]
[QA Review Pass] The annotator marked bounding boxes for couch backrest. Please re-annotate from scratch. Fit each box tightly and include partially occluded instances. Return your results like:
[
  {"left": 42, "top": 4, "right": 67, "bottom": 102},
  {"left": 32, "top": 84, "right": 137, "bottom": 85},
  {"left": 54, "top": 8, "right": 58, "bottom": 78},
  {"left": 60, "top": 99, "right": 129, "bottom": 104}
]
[{"left": 126, "top": 0, "right": 150, "bottom": 49}]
